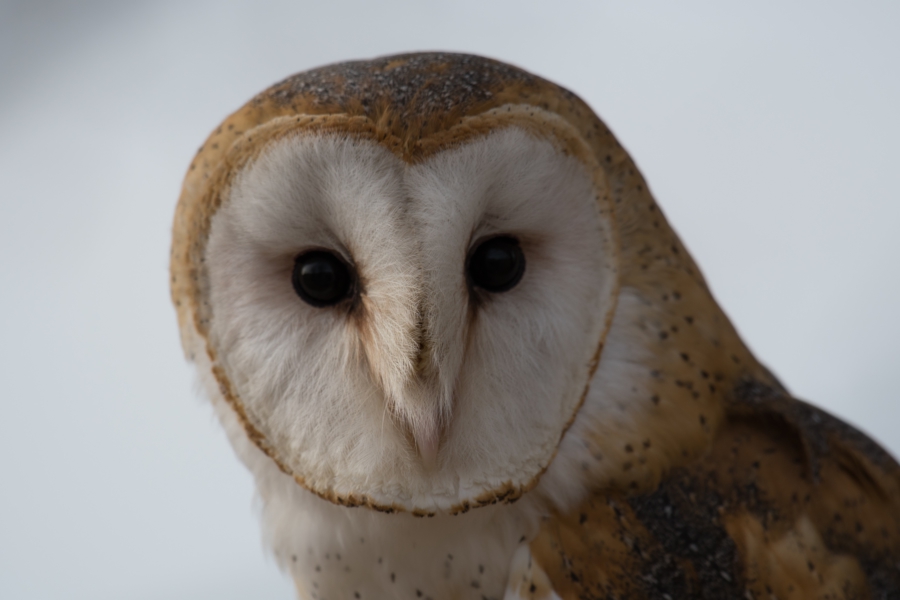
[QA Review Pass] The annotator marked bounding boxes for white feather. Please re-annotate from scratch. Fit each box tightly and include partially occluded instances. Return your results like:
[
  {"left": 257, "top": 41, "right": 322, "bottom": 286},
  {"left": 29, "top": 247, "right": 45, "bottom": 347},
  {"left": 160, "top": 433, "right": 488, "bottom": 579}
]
[{"left": 193, "top": 127, "right": 653, "bottom": 598}]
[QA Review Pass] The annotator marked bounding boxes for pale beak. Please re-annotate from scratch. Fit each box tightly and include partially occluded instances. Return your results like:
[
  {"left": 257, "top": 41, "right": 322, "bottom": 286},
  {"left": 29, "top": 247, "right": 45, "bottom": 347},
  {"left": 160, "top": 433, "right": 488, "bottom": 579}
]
[{"left": 411, "top": 418, "right": 441, "bottom": 469}]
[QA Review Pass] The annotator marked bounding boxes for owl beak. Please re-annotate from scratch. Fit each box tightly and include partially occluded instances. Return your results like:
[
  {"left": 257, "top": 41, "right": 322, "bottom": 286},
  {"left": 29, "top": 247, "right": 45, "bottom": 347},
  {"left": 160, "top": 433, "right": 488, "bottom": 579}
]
[
  {"left": 404, "top": 318, "right": 452, "bottom": 469},
  {"left": 393, "top": 399, "right": 444, "bottom": 469},
  {"left": 412, "top": 421, "right": 441, "bottom": 469}
]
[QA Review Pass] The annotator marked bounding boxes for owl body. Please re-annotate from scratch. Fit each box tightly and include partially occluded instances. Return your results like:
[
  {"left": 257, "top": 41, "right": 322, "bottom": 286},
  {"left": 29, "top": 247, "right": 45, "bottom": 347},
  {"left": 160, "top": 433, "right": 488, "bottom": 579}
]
[{"left": 172, "top": 54, "right": 900, "bottom": 598}]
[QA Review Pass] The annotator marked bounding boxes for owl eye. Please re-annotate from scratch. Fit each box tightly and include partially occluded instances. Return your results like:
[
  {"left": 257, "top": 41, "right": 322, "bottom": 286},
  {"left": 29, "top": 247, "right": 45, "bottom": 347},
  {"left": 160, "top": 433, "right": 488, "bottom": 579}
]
[
  {"left": 467, "top": 236, "right": 526, "bottom": 293},
  {"left": 291, "top": 250, "right": 354, "bottom": 307}
]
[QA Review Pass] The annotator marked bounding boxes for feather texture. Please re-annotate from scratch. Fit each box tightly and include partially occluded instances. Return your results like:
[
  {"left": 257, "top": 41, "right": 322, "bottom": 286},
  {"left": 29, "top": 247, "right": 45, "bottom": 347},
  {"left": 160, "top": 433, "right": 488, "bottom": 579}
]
[{"left": 171, "top": 53, "right": 899, "bottom": 599}]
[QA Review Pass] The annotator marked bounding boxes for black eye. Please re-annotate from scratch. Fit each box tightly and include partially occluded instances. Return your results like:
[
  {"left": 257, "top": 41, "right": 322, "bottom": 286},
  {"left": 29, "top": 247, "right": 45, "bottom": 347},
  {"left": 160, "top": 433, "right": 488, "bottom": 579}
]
[
  {"left": 467, "top": 236, "right": 525, "bottom": 293},
  {"left": 291, "top": 250, "right": 354, "bottom": 307}
]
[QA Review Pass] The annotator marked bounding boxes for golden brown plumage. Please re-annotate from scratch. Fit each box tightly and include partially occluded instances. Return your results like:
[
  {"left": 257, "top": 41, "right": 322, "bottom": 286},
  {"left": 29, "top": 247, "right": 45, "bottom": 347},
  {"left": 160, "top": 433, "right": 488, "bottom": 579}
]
[
  {"left": 530, "top": 384, "right": 900, "bottom": 598},
  {"left": 171, "top": 52, "right": 900, "bottom": 597}
]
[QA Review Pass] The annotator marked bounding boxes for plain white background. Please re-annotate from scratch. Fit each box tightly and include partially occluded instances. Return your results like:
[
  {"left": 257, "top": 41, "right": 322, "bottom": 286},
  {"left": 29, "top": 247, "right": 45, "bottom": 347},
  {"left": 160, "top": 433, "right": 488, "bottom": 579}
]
[{"left": 0, "top": 1, "right": 897, "bottom": 598}]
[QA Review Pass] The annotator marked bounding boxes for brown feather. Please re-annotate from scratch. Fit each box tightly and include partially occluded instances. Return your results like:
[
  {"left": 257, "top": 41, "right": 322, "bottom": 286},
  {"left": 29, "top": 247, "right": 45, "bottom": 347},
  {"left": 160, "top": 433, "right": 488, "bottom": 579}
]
[{"left": 530, "top": 382, "right": 900, "bottom": 598}]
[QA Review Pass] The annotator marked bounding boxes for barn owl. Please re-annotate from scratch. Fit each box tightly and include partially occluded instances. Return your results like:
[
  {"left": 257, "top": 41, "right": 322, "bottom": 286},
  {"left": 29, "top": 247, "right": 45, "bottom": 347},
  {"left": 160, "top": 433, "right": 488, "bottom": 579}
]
[{"left": 170, "top": 53, "right": 900, "bottom": 599}]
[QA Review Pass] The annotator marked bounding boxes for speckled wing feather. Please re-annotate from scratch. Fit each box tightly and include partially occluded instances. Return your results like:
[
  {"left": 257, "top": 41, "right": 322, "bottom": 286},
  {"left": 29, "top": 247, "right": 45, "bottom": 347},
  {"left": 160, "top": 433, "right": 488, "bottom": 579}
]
[{"left": 526, "top": 382, "right": 900, "bottom": 599}]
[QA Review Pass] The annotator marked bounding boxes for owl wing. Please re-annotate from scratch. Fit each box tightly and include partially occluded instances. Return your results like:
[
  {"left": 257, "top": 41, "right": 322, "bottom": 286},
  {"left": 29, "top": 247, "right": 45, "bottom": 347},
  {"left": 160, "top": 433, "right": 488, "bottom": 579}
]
[{"left": 511, "top": 382, "right": 900, "bottom": 599}]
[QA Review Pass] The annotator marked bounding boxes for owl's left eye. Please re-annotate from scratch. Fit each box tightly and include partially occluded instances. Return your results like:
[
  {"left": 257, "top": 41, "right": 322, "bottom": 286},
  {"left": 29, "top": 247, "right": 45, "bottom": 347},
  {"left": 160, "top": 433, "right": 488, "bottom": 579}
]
[
  {"left": 467, "top": 236, "right": 526, "bottom": 293},
  {"left": 291, "top": 250, "right": 354, "bottom": 307}
]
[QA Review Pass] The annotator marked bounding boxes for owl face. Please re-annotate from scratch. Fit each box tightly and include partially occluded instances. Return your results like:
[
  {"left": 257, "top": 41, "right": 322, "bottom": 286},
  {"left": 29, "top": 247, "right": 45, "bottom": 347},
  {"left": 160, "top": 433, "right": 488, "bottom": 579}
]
[{"left": 200, "top": 115, "right": 618, "bottom": 513}]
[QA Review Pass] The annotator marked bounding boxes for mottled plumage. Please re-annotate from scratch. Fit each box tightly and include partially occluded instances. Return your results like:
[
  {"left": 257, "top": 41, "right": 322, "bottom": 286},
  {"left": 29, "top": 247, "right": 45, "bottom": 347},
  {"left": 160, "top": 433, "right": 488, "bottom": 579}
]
[{"left": 171, "top": 53, "right": 900, "bottom": 598}]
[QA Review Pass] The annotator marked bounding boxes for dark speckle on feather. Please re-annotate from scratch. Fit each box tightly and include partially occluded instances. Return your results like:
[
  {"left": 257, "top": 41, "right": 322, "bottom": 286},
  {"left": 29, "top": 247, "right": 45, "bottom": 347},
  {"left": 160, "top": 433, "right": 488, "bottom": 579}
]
[{"left": 258, "top": 52, "right": 560, "bottom": 145}]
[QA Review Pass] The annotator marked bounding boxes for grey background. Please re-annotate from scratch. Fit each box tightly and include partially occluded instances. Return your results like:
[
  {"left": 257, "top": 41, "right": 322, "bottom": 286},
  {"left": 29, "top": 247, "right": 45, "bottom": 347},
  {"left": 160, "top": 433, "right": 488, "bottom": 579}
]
[{"left": 0, "top": 1, "right": 897, "bottom": 598}]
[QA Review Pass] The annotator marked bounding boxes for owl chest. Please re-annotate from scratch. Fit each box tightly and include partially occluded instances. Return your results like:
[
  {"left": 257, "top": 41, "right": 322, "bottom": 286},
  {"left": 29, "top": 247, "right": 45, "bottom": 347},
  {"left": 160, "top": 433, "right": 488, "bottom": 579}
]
[{"left": 284, "top": 505, "right": 531, "bottom": 600}]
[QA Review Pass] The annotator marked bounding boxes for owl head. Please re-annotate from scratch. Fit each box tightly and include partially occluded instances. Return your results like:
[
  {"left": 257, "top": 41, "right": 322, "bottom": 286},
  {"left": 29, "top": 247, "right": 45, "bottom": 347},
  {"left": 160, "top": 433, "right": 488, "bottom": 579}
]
[{"left": 171, "top": 53, "right": 773, "bottom": 516}]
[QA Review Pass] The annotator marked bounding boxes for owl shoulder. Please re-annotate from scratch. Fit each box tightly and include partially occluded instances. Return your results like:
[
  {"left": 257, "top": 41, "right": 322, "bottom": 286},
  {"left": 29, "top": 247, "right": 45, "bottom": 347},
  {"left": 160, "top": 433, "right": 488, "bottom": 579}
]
[{"left": 519, "top": 381, "right": 900, "bottom": 599}]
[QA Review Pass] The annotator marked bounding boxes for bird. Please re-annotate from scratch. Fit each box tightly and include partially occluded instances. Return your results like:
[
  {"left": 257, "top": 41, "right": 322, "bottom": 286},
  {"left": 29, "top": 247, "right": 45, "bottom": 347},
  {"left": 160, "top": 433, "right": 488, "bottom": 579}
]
[{"left": 170, "top": 53, "right": 900, "bottom": 599}]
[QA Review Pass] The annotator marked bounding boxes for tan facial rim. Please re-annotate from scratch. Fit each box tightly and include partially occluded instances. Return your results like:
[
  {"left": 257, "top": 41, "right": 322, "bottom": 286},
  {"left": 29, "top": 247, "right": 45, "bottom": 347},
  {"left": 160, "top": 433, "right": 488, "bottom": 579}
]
[{"left": 172, "top": 104, "right": 621, "bottom": 515}]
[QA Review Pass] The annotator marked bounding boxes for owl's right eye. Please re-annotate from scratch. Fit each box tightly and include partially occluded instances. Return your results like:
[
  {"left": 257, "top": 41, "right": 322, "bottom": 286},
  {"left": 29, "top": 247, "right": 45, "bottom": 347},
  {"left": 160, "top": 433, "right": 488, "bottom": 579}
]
[{"left": 291, "top": 250, "right": 354, "bottom": 307}]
